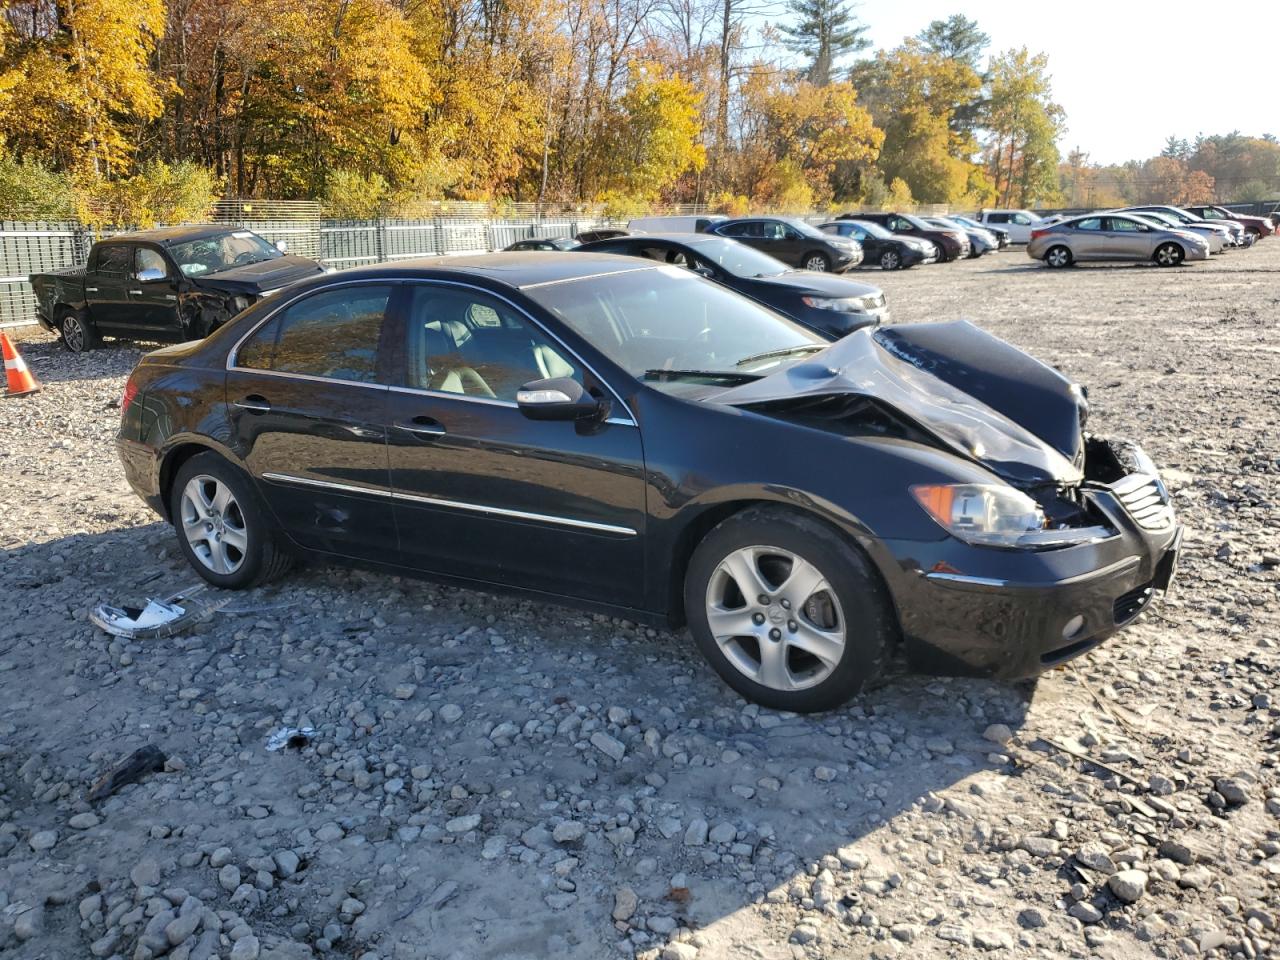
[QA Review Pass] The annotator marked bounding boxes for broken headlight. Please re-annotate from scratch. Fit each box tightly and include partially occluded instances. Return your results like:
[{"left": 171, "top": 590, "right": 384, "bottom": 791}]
[{"left": 912, "top": 483, "right": 1112, "bottom": 549}]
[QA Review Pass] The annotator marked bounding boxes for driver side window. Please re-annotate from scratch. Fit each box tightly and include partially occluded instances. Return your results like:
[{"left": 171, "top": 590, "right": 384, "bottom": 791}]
[
  {"left": 403, "top": 285, "right": 580, "bottom": 402},
  {"left": 135, "top": 247, "right": 168, "bottom": 279}
]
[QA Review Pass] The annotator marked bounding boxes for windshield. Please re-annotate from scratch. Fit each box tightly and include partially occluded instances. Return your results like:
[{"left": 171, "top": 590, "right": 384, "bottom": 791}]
[
  {"left": 170, "top": 231, "right": 282, "bottom": 276},
  {"left": 850, "top": 219, "right": 893, "bottom": 239},
  {"left": 1133, "top": 212, "right": 1174, "bottom": 226},
  {"left": 901, "top": 214, "right": 933, "bottom": 230},
  {"left": 525, "top": 266, "right": 826, "bottom": 393},
  {"left": 688, "top": 237, "right": 790, "bottom": 278}
]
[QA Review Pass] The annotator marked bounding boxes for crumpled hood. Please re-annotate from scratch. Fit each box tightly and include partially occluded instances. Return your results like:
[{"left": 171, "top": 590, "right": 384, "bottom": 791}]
[
  {"left": 710, "top": 321, "right": 1088, "bottom": 487},
  {"left": 196, "top": 255, "right": 325, "bottom": 293},
  {"left": 752, "top": 271, "right": 882, "bottom": 299}
]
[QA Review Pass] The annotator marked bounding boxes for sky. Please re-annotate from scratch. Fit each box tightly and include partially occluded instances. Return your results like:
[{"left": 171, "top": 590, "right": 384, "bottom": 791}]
[{"left": 838, "top": 0, "right": 1280, "bottom": 164}]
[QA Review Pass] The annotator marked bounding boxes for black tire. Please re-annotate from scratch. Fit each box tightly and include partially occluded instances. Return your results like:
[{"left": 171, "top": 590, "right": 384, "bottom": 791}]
[
  {"left": 1154, "top": 242, "right": 1184, "bottom": 267},
  {"left": 684, "top": 505, "right": 895, "bottom": 712},
  {"left": 58, "top": 307, "right": 100, "bottom": 353},
  {"left": 169, "top": 452, "right": 293, "bottom": 589},
  {"left": 1044, "top": 245, "right": 1073, "bottom": 269},
  {"left": 801, "top": 252, "right": 831, "bottom": 272},
  {"left": 879, "top": 250, "right": 902, "bottom": 270}
]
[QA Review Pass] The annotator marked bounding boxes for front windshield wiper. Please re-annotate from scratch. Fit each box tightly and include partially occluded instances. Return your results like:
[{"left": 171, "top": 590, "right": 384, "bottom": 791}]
[
  {"left": 734, "top": 344, "right": 826, "bottom": 368},
  {"left": 642, "top": 369, "right": 763, "bottom": 384}
]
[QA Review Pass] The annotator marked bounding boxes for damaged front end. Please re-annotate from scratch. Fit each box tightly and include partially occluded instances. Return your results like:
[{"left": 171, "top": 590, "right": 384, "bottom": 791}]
[{"left": 713, "top": 321, "right": 1182, "bottom": 678}]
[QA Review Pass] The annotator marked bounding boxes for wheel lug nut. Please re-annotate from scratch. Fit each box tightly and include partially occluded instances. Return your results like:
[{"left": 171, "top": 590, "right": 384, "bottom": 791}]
[
  {"left": 752, "top": 612, "right": 765, "bottom": 625},
  {"left": 780, "top": 598, "right": 791, "bottom": 610},
  {"left": 769, "top": 628, "right": 781, "bottom": 641},
  {"left": 756, "top": 594, "right": 769, "bottom": 605},
  {"left": 788, "top": 620, "right": 798, "bottom": 632}
]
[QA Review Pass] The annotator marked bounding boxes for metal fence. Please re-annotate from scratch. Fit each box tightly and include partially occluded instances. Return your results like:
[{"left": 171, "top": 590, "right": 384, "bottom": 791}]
[{"left": 0, "top": 214, "right": 622, "bottom": 328}]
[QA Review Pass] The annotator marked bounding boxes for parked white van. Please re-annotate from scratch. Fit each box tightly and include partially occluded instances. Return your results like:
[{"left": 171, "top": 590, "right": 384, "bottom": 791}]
[
  {"left": 973, "top": 209, "right": 1043, "bottom": 243},
  {"left": 627, "top": 214, "right": 727, "bottom": 233}
]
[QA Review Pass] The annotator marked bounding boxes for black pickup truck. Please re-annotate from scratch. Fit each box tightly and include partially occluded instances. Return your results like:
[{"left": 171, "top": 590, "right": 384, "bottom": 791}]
[{"left": 30, "top": 225, "right": 327, "bottom": 352}]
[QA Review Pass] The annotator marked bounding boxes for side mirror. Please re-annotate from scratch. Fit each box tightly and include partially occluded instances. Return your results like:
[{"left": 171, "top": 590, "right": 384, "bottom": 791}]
[
  {"left": 137, "top": 266, "right": 167, "bottom": 282},
  {"left": 274, "top": 240, "right": 288, "bottom": 253},
  {"left": 516, "top": 377, "right": 601, "bottom": 421}
]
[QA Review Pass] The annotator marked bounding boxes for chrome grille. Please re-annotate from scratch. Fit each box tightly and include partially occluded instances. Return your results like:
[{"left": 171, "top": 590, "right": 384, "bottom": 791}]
[{"left": 1109, "top": 473, "right": 1175, "bottom": 530}]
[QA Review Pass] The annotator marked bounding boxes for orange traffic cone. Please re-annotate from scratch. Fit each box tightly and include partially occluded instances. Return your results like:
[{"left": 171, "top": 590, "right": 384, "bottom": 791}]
[{"left": 2, "top": 331, "right": 41, "bottom": 397}]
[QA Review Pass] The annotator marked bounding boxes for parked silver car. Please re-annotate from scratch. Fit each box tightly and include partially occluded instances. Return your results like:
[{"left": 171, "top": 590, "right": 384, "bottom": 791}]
[
  {"left": 1027, "top": 213, "right": 1211, "bottom": 268},
  {"left": 1120, "top": 205, "right": 1249, "bottom": 247},
  {"left": 1121, "top": 211, "right": 1228, "bottom": 254}
]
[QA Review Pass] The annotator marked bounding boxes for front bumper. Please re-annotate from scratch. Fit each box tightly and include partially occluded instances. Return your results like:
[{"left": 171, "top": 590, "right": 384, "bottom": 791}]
[{"left": 879, "top": 472, "right": 1182, "bottom": 679}]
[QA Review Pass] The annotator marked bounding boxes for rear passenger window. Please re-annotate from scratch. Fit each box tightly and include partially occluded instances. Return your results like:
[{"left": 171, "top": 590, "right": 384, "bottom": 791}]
[
  {"left": 95, "top": 245, "right": 131, "bottom": 277},
  {"left": 987, "top": 213, "right": 1010, "bottom": 224},
  {"left": 403, "top": 285, "right": 580, "bottom": 402},
  {"left": 236, "top": 285, "right": 391, "bottom": 382},
  {"left": 1074, "top": 218, "right": 1103, "bottom": 231}
]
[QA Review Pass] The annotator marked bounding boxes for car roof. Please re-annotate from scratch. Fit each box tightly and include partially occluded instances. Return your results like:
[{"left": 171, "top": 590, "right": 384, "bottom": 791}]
[
  {"left": 98, "top": 224, "right": 249, "bottom": 245},
  {"left": 317, "top": 251, "right": 658, "bottom": 290},
  {"left": 584, "top": 232, "right": 721, "bottom": 246}
]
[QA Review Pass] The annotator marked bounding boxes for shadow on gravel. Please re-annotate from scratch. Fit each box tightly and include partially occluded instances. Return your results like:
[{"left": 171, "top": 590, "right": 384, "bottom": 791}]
[{"left": 1, "top": 517, "right": 1038, "bottom": 960}]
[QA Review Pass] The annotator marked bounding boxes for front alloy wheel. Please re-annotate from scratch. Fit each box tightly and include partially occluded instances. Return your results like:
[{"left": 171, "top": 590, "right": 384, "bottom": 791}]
[
  {"left": 685, "top": 506, "right": 894, "bottom": 712},
  {"left": 879, "top": 250, "right": 901, "bottom": 270},
  {"left": 804, "top": 253, "right": 831, "bottom": 272},
  {"left": 1154, "top": 242, "right": 1184, "bottom": 267},
  {"left": 180, "top": 475, "right": 249, "bottom": 575},
  {"left": 706, "top": 546, "right": 845, "bottom": 692}
]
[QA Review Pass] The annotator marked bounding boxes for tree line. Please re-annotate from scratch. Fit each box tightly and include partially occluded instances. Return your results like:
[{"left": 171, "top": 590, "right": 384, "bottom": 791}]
[{"left": 0, "top": 1, "right": 1274, "bottom": 224}]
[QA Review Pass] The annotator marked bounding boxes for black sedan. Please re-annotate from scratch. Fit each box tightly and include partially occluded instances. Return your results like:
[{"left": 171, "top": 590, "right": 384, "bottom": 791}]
[
  {"left": 504, "top": 237, "right": 581, "bottom": 252},
  {"left": 818, "top": 220, "right": 937, "bottom": 270},
  {"left": 575, "top": 233, "right": 887, "bottom": 337},
  {"left": 116, "top": 254, "right": 1181, "bottom": 712},
  {"left": 707, "top": 217, "right": 862, "bottom": 272}
]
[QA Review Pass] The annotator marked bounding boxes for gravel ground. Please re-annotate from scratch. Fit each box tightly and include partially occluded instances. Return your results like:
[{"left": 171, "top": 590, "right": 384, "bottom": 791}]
[{"left": 1, "top": 243, "right": 1278, "bottom": 960}]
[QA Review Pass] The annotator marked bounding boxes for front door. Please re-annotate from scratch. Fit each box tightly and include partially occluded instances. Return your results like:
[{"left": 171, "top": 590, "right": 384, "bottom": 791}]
[
  {"left": 1104, "top": 217, "right": 1154, "bottom": 258},
  {"left": 384, "top": 281, "right": 647, "bottom": 608},
  {"left": 225, "top": 282, "right": 399, "bottom": 561},
  {"left": 126, "top": 244, "right": 183, "bottom": 335}
]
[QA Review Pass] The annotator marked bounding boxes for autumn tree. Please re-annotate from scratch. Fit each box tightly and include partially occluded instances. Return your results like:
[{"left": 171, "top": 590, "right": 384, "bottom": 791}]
[
  {"left": 780, "top": 0, "right": 869, "bottom": 86},
  {"left": 984, "top": 48, "right": 1064, "bottom": 207},
  {"left": 851, "top": 41, "right": 990, "bottom": 205},
  {"left": 600, "top": 64, "right": 705, "bottom": 199},
  {"left": 2, "top": 0, "right": 165, "bottom": 175}
]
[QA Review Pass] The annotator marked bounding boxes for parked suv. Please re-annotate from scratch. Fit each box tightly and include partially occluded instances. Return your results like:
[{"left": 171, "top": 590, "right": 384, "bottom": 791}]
[
  {"left": 1181, "top": 205, "right": 1273, "bottom": 239},
  {"left": 707, "top": 217, "right": 862, "bottom": 272},
  {"left": 845, "top": 212, "right": 969, "bottom": 262},
  {"left": 818, "top": 220, "right": 937, "bottom": 270},
  {"left": 973, "top": 209, "right": 1042, "bottom": 243}
]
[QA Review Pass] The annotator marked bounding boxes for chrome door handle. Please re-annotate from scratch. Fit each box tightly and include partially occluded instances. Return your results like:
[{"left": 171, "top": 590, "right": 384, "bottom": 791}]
[
  {"left": 129, "top": 289, "right": 143, "bottom": 295},
  {"left": 234, "top": 397, "right": 271, "bottom": 413},
  {"left": 396, "top": 418, "right": 446, "bottom": 438},
  {"left": 85, "top": 287, "right": 98, "bottom": 293}
]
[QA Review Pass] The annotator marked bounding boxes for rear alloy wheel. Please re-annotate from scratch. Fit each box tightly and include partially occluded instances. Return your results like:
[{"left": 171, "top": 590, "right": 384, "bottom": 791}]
[
  {"left": 879, "top": 250, "right": 901, "bottom": 270},
  {"left": 171, "top": 452, "right": 292, "bottom": 589},
  {"left": 803, "top": 252, "right": 831, "bottom": 272},
  {"left": 58, "top": 308, "right": 99, "bottom": 353},
  {"left": 1154, "top": 242, "right": 1184, "bottom": 267},
  {"left": 1045, "top": 245, "right": 1073, "bottom": 269},
  {"left": 685, "top": 506, "right": 894, "bottom": 712}
]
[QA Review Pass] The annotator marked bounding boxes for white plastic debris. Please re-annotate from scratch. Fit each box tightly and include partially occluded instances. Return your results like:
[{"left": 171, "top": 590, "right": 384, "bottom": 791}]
[
  {"left": 266, "top": 727, "right": 316, "bottom": 752},
  {"left": 90, "top": 586, "right": 228, "bottom": 640}
]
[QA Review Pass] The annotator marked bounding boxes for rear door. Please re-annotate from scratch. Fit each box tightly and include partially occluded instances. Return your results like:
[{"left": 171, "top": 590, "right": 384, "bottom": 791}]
[
  {"left": 1069, "top": 217, "right": 1106, "bottom": 259},
  {"left": 85, "top": 243, "right": 135, "bottom": 329},
  {"left": 126, "top": 245, "right": 184, "bottom": 336},
  {"left": 383, "top": 281, "right": 647, "bottom": 607},
  {"left": 225, "top": 282, "right": 398, "bottom": 561},
  {"left": 1104, "top": 217, "right": 1152, "bottom": 259}
]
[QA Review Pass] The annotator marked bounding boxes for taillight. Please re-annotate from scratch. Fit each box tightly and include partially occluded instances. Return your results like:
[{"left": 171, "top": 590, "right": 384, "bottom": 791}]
[
  {"left": 1030, "top": 229, "right": 1050, "bottom": 239},
  {"left": 121, "top": 377, "right": 139, "bottom": 414}
]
